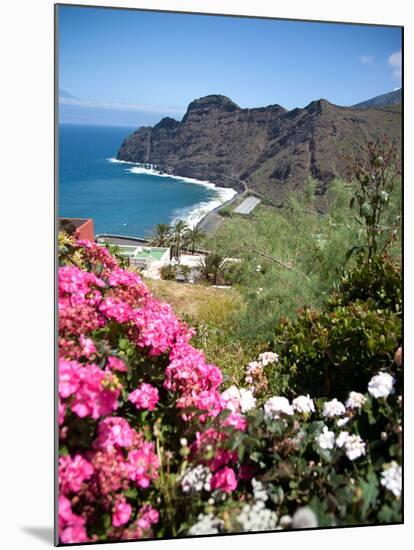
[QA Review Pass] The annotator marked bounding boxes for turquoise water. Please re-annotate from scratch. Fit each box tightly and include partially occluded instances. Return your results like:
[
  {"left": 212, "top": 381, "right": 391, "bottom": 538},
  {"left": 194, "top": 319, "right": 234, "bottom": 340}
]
[{"left": 58, "top": 124, "right": 224, "bottom": 238}]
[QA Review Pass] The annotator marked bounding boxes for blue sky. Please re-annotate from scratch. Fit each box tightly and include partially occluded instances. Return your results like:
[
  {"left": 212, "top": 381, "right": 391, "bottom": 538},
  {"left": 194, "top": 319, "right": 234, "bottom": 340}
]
[{"left": 58, "top": 5, "right": 402, "bottom": 126}]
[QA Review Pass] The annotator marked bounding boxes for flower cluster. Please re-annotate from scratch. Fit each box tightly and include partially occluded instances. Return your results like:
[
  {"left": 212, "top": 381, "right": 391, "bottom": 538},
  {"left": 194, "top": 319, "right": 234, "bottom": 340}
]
[
  {"left": 59, "top": 359, "right": 121, "bottom": 420},
  {"left": 380, "top": 462, "right": 402, "bottom": 498},
  {"left": 58, "top": 238, "right": 246, "bottom": 543},
  {"left": 243, "top": 352, "right": 277, "bottom": 394},
  {"left": 221, "top": 385, "right": 256, "bottom": 413},
  {"left": 264, "top": 396, "right": 293, "bottom": 419},
  {"left": 129, "top": 383, "right": 159, "bottom": 411},
  {"left": 236, "top": 500, "right": 278, "bottom": 532},
  {"left": 180, "top": 464, "right": 212, "bottom": 493},
  {"left": 188, "top": 513, "right": 223, "bottom": 535},
  {"left": 368, "top": 372, "right": 395, "bottom": 398}
]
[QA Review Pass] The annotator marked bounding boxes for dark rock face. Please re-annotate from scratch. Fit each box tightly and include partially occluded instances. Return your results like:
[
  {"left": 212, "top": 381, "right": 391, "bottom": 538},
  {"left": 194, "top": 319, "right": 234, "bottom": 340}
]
[{"left": 117, "top": 94, "right": 401, "bottom": 202}]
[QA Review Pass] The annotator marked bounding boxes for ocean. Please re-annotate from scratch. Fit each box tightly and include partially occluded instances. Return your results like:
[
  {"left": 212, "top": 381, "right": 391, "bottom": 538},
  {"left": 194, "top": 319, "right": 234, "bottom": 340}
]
[{"left": 58, "top": 123, "right": 236, "bottom": 238}]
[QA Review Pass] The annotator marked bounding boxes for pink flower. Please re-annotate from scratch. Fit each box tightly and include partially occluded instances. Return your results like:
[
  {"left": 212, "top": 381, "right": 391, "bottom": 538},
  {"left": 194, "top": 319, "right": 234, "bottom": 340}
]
[
  {"left": 58, "top": 359, "right": 81, "bottom": 398},
  {"left": 191, "top": 428, "right": 237, "bottom": 472},
  {"left": 130, "top": 298, "right": 188, "bottom": 356},
  {"left": 127, "top": 441, "right": 159, "bottom": 488},
  {"left": 108, "top": 267, "right": 143, "bottom": 288},
  {"left": 90, "top": 448, "right": 130, "bottom": 496},
  {"left": 223, "top": 412, "right": 247, "bottom": 431},
  {"left": 136, "top": 505, "right": 159, "bottom": 530},
  {"left": 107, "top": 356, "right": 128, "bottom": 372},
  {"left": 112, "top": 497, "right": 132, "bottom": 527},
  {"left": 69, "top": 364, "right": 121, "bottom": 419},
  {"left": 59, "top": 454, "right": 94, "bottom": 494},
  {"left": 165, "top": 342, "right": 223, "bottom": 395},
  {"left": 195, "top": 390, "right": 222, "bottom": 416},
  {"left": 99, "top": 297, "right": 132, "bottom": 323},
  {"left": 58, "top": 495, "right": 89, "bottom": 544},
  {"left": 210, "top": 467, "right": 237, "bottom": 493},
  {"left": 93, "top": 417, "right": 134, "bottom": 451},
  {"left": 79, "top": 334, "right": 96, "bottom": 358},
  {"left": 129, "top": 383, "right": 159, "bottom": 411}
]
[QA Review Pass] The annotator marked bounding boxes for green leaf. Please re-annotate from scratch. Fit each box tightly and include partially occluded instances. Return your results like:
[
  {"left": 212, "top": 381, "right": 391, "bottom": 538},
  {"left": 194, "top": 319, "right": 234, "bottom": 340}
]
[{"left": 359, "top": 469, "right": 379, "bottom": 519}]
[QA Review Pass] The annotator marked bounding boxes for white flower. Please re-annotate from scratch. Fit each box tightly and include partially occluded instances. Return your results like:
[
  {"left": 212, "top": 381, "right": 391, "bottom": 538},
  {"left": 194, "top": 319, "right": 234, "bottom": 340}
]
[
  {"left": 336, "top": 417, "right": 350, "bottom": 427},
  {"left": 291, "top": 507, "right": 318, "bottom": 529},
  {"left": 346, "top": 391, "right": 366, "bottom": 409},
  {"left": 180, "top": 465, "right": 212, "bottom": 493},
  {"left": 279, "top": 514, "right": 292, "bottom": 528},
  {"left": 188, "top": 513, "right": 223, "bottom": 535},
  {"left": 368, "top": 372, "right": 394, "bottom": 399},
  {"left": 380, "top": 461, "right": 402, "bottom": 497},
  {"left": 236, "top": 500, "right": 278, "bottom": 531},
  {"left": 256, "top": 264, "right": 262, "bottom": 272},
  {"left": 179, "top": 438, "right": 188, "bottom": 447},
  {"left": 322, "top": 398, "right": 346, "bottom": 418},
  {"left": 258, "top": 351, "right": 279, "bottom": 366},
  {"left": 292, "top": 394, "right": 315, "bottom": 414},
  {"left": 239, "top": 388, "right": 256, "bottom": 413},
  {"left": 221, "top": 386, "right": 256, "bottom": 413},
  {"left": 343, "top": 434, "right": 366, "bottom": 460},
  {"left": 336, "top": 431, "right": 349, "bottom": 448},
  {"left": 264, "top": 396, "right": 293, "bottom": 419},
  {"left": 252, "top": 478, "right": 268, "bottom": 502},
  {"left": 316, "top": 425, "right": 335, "bottom": 450},
  {"left": 221, "top": 385, "right": 241, "bottom": 412},
  {"left": 247, "top": 360, "right": 263, "bottom": 373}
]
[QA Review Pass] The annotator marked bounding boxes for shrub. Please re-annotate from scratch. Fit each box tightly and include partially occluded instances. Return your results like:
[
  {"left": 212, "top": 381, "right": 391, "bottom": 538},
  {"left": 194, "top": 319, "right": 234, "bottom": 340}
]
[
  {"left": 273, "top": 302, "right": 401, "bottom": 399},
  {"left": 271, "top": 254, "right": 402, "bottom": 399},
  {"left": 218, "top": 207, "right": 232, "bottom": 217},
  {"left": 160, "top": 264, "right": 178, "bottom": 280},
  {"left": 58, "top": 237, "right": 247, "bottom": 543},
  {"left": 331, "top": 253, "right": 401, "bottom": 312},
  {"left": 178, "top": 265, "right": 191, "bottom": 279},
  {"left": 218, "top": 362, "right": 402, "bottom": 529}
]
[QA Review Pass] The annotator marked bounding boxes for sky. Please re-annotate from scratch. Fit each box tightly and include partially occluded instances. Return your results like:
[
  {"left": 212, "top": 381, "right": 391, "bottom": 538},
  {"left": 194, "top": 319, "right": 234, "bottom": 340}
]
[{"left": 58, "top": 5, "right": 402, "bottom": 127}]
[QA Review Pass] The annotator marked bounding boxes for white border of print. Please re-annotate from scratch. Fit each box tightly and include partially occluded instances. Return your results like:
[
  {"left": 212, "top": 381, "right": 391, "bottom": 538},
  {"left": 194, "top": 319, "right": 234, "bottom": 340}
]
[{"left": 0, "top": 1, "right": 411, "bottom": 549}]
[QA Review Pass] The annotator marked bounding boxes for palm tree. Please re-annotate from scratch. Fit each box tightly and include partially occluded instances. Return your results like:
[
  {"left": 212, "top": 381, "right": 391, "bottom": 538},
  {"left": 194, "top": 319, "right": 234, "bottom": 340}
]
[
  {"left": 186, "top": 227, "right": 206, "bottom": 254},
  {"left": 198, "top": 253, "right": 227, "bottom": 285},
  {"left": 170, "top": 219, "right": 190, "bottom": 262},
  {"left": 148, "top": 223, "right": 172, "bottom": 247}
]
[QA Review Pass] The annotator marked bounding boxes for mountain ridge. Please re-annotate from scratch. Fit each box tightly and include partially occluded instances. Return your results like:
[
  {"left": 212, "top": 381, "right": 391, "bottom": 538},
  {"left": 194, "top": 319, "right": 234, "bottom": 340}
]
[
  {"left": 117, "top": 94, "right": 401, "bottom": 203},
  {"left": 352, "top": 88, "right": 402, "bottom": 109}
]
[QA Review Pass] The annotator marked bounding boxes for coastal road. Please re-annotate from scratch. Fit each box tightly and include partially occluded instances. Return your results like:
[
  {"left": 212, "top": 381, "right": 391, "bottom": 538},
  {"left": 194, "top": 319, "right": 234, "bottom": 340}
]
[{"left": 196, "top": 192, "right": 241, "bottom": 234}]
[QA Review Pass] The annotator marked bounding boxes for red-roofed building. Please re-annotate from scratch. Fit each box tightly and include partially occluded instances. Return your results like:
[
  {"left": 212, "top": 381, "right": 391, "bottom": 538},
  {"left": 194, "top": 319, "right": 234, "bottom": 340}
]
[{"left": 59, "top": 218, "right": 94, "bottom": 242}]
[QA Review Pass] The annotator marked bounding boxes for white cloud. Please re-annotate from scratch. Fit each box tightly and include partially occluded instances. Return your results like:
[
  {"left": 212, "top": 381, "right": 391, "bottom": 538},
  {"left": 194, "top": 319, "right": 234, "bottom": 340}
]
[
  {"left": 359, "top": 55, "right": 374, "bottom": 64},
  {"left": 59, "top": 96, "right": 185, "bottom": 115},
  {"left": 388, "top": 50, "right": 402, "bottom": 80}
]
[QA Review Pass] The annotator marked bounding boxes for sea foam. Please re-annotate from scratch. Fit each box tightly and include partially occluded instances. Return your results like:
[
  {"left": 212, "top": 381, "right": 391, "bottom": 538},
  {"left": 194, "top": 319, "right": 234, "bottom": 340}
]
[{"left": 106, "top": 158, "right": 237, "bottom": 228}]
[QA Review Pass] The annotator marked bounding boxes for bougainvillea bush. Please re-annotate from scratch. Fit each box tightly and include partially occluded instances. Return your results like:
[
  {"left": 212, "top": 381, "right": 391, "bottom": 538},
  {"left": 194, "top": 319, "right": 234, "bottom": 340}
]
[{"left": 57, "top": 235, "right": 402, "bottom": 544}]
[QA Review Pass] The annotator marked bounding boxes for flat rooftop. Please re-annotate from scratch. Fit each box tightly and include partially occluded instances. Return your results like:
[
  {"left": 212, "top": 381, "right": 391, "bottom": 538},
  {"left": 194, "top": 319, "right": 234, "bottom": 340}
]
[{"left": 233, "top": 196, "right": 261, "bottom": 215}]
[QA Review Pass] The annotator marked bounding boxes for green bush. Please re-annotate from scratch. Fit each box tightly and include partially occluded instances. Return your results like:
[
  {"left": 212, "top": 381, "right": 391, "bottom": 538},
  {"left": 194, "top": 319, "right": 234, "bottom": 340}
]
[
  {"left": 331, "top": 254, "right": 401, "bottom": 312},
  {"left": 273, "top": 303, "right": 401, "bottom": 399},
  {"left": 271, "top": 254, "right": 402, "bottom": 400},
  {"left": 160, "top": 264, "right": 178, "bottom": 280},
  {"left": 178, "top": 264, "right": 191, "bottom": 278}
]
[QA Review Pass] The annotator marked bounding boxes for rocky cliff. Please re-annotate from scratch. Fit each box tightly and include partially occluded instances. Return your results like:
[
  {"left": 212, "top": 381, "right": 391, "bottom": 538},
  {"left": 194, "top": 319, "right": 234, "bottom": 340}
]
[{"left": 117, "top": 94, "right": 401, "bottom": 202}]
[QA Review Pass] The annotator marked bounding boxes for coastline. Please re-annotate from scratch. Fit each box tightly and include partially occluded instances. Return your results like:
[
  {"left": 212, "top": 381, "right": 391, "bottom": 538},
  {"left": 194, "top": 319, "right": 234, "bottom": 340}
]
[
  {"left": 196, "top": 190, "right": 241, "bottom": 234},
  {"left": 107, "top": 158, "right": 237, "bottom": 231}
]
